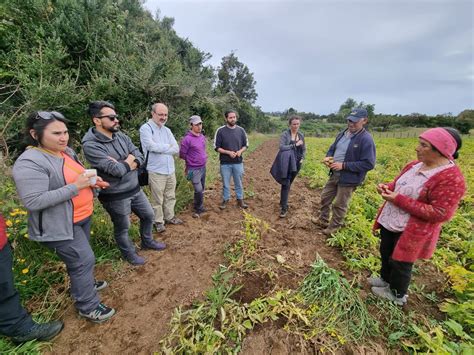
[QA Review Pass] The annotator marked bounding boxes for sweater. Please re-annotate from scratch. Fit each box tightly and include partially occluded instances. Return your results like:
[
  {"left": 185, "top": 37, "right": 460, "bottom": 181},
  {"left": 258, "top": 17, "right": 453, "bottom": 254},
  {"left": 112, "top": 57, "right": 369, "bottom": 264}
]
[
  {"left": 326, "top": 128, "right": 376, "bottom": 186},
  {"left": 279, "top": 129, "right": 306, "bottom": 161},
  {"left": 179, "top": 131, "right": 207, "bottom": 169},
  {"left": 12, "top": 147, "right": 81, "bottom": 242},
  {"left": 373, "top": 161, "right": 466, "bottom": 262},
  {"left": 213, "top": 125, "right": 248, "bottom": 164}
]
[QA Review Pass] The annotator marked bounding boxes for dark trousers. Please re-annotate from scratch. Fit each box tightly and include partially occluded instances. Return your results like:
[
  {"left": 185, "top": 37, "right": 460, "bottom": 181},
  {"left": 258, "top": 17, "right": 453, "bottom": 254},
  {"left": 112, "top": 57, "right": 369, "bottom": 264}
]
[
  {"left": 101, "top": 190, "right": 155, "bottom": 258},
  {"left": 189, "top": 167, "right": 206, "bottom": 213},
  {"left": 0, "top": 244, "right": 34, "bottom": 337},
  {"left": 379, "top": 226, "right": 413, "bottom": 297},
  {"left": 43, "top": 217, "right": 100, "bottom": 313},
  {"left": 279, "top": 164, "right": 300, "bottom": 209}
]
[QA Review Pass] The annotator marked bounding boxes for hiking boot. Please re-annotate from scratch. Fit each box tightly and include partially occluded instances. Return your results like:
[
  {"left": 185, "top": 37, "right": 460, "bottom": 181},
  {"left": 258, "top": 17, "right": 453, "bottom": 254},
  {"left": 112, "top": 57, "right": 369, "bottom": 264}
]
[
  {"left": 165, "top": 217, "right": 183, "bottom": 225},
  {"left": 192, "top": 207, "right": 207, "bottom": 218},
  {"left": 79, "top": 303, "right": 116, "bottom": 323},
  {"left": 126, "top": 253, "right": 146, "bottom": 266},
  {"left": 367, "top": 277, "right": 389, "bottom": 288},
  {"left": 94, "top": 280, "right": 108, "bottom": 291},
  {"left": 219, "top": 200, "right": 228, "bottom": 210},
  {"left": 371, "top": 286, "right": 408, "bottom": 306},
  {"left": 311, "top": 217, "right": 329, "bottom": 228},
  {"left": 237, "top": 199, "right": 248, "bottom": 209},
  {"left": 11, "top": 321, "right": 64, "bottom": 343},
  {"left": 279, "top": 208, "right": 288, "bottom": 218},
  {"left": 141, "top": 240, "right": 166, "bottom": 251},
  {"left": 322, "top": 226, "right": 339, "bottom": 236},
  {"left": 154, "top": 223, "right": 166, "bottom": 233}
]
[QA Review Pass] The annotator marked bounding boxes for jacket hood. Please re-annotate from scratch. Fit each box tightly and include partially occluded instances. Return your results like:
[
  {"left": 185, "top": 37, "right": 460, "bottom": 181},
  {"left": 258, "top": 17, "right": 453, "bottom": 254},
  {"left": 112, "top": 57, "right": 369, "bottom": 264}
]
[{"left": 82, "top": 127, "right": 115, "bottom": 144}]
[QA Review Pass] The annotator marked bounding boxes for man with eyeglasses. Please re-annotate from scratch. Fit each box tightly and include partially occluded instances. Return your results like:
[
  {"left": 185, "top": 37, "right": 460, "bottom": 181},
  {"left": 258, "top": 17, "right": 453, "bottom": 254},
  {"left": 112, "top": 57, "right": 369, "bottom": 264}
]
[
  {"left": 82, "top": 101, "right": 166, "bottom": 266},
  {"left": 139, "top": 103, "right": 182, "bottom": 233}
]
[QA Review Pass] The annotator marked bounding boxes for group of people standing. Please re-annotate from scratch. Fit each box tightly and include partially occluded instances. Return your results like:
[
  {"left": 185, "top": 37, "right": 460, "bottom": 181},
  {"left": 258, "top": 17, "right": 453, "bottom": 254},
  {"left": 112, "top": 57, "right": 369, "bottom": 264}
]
[
  {"left": 0, "top": 102, "right": 250, "bottom": 342},
  {"left": 0, "top": 103, "right": 466, "bottom": 344},
  {"left": 272, "top": 108, "right": 466, "bottom": 307}
]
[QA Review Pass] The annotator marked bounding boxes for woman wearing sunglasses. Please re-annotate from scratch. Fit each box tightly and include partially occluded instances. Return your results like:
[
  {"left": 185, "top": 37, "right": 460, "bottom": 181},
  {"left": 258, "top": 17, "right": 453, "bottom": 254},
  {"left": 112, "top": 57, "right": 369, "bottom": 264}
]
[{"left": 12, "top": 111, "right": 115, "bottom": 323}]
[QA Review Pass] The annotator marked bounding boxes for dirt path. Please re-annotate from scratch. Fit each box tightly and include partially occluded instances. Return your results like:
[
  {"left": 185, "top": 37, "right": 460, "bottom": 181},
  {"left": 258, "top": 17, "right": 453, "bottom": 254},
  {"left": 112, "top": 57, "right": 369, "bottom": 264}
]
[
  {"left": 48, "top": 139, "right": 440, "bottom": 354},
  {"left": 48, "top": 139, "right": 330, "bottom": 353}
]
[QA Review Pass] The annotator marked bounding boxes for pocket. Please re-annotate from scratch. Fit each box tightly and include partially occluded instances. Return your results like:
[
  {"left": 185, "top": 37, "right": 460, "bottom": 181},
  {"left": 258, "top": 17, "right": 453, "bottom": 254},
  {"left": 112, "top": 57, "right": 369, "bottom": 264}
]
[{"left": 186, "top": 170, "right": 194, "bottom": 181}]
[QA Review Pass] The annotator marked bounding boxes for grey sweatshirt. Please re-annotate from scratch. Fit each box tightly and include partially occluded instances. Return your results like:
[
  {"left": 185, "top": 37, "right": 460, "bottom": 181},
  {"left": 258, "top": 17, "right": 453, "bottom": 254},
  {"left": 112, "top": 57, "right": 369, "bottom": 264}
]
[
  {"left": 82, "top": 128, "right": 144, "bottom": 202},
  {"left": 12, "top": 147, "right": 80, "bottom": 242}
]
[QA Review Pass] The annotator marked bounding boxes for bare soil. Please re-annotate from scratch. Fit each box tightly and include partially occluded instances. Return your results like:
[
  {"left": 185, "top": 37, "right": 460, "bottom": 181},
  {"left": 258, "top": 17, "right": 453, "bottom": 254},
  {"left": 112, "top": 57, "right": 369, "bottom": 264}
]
[{"left": 48, "top": 139, "right": 445, "bottom": 354}]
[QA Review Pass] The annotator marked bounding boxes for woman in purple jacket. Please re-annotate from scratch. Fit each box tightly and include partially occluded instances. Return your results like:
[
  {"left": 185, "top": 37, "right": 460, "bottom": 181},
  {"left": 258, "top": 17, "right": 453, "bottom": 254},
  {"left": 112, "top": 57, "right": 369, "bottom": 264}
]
[{"left": 179, "top": 115, "right": 208, "bottom": 218}]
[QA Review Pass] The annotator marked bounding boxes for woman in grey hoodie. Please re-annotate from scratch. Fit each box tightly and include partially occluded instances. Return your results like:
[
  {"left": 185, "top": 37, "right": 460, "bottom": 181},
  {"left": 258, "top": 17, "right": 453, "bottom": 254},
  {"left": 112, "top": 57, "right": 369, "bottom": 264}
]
[{"left": 12, "top": 111, "right": 115, "bottom": 323}]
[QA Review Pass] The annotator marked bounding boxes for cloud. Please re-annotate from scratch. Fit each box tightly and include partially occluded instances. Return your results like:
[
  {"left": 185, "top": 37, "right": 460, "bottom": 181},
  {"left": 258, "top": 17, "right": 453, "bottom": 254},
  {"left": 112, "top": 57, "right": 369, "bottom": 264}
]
[{"left": 145, "top": 0, "right": 474, "bottom": 115}]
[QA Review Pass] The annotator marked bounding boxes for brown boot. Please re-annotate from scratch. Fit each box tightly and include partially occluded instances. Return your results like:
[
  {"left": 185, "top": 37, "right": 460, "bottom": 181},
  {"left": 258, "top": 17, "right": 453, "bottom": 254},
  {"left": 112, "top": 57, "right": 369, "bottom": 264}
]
[
  {"left": 237, "top": 199, "right": 248, "bottom": 209},
  {"left": 311, "top": 217, "right": 329, "bottom": 228}
]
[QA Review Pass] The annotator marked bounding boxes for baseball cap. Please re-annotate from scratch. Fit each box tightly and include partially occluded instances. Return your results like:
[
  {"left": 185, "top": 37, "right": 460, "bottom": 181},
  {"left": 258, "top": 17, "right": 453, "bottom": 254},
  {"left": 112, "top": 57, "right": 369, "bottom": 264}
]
[
  {"left": 189, "top": 115, "right": 202, "bottom": 125},
  {"left": 347, "top": 108, "right": 368, "bottom": 122}
]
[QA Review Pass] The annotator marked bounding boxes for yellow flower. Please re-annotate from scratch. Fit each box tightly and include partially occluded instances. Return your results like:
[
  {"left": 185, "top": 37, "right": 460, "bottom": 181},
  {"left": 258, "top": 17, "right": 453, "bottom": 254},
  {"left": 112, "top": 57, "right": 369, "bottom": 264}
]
[
  {"left": 21, "top": 280, "right": 27, "bottom": 284},
  {"left": 20, "top": 259, "right": 26, "bottom": 263},
  {"left": 23, "top": 234, "right": 28, "bottom": 238},
  {"left": 90, "top": 231, "right": 94, "bottom": 236},
  {"left": 21, "top": 268, "right": 29, "bottom": 274},
  {"left": 5, "top": 220, "right": 12, "bottom": 227}
]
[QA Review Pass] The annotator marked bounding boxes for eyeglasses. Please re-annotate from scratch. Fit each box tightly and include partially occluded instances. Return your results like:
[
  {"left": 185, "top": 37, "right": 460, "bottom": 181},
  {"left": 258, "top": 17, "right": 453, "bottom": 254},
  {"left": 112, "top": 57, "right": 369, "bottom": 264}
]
[
  {"left": 36, "top": 111, "right": 65, "bottom": 120},
  {"left": 97, "top": 114, "right": 119, "bottom": 121}
]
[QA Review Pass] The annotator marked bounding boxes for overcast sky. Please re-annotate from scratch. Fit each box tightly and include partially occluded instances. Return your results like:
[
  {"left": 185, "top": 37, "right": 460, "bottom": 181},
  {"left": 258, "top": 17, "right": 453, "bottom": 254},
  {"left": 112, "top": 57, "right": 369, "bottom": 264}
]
[{"left": 144, "top": 0, "right": 473, "bottom": 115}]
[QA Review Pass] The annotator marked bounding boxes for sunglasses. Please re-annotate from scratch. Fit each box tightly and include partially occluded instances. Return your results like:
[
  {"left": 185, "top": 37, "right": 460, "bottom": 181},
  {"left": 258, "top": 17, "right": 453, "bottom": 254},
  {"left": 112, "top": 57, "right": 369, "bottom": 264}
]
[
  {"left": 97, "top": 114, "right": 119, "bottom": 121},
  {"left": 36, "top": 111, "right": 66, "bottom": 120}
]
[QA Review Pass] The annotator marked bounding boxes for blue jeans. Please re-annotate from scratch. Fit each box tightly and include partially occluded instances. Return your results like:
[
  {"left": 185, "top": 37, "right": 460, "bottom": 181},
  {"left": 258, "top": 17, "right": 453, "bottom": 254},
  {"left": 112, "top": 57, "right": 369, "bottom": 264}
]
[
  {"left": 101, "top": 190, "right": 155, "bottom": 259},
  {"left": 0, "top": 244, "right": 35, "bottom": 337},
  {"left": 220, "top": 163, "right": 244, "bottom": 201},
  {"left": 42, "top": 217, "right": 100, "bottom": 314}
]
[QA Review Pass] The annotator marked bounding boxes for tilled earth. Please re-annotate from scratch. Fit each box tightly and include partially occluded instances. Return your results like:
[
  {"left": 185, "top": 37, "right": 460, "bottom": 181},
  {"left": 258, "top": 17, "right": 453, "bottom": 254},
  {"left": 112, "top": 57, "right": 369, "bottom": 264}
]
[{"left": 49, "top": 139, "right": 445, "bottom": 354}]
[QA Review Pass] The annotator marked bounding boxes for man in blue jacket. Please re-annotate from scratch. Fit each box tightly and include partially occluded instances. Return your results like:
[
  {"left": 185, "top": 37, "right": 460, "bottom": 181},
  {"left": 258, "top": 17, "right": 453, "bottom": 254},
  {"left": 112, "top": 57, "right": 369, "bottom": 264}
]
[{"left": 313, "top": 108, "right": 376, "bottom": 235}]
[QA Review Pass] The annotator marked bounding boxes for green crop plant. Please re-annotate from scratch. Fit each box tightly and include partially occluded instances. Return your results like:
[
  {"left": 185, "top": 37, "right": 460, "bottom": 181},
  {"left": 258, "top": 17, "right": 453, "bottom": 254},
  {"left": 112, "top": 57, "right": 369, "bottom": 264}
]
[
  {"left": 224, "top": 212, "right": 269, "bottom": 269},
  {"left": 295, "top": 257, "right": 379, "bottom": 343}
]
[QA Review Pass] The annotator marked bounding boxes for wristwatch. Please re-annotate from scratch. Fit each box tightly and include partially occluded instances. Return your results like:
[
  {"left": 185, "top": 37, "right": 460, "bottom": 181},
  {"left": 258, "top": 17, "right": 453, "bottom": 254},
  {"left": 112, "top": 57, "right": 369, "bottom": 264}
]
[{"left": 133, "top": 159, "right": 141, "bottom": 168}]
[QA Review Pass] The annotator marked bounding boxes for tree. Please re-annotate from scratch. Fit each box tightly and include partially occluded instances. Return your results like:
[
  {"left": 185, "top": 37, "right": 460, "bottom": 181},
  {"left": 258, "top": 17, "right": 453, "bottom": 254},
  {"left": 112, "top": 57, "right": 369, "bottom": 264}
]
[
  {"left": 456, "top": 109, "right": 474, "bottom": 133},
  {"left": 216, "top": 52, "right": 257, "bottom": 104}
]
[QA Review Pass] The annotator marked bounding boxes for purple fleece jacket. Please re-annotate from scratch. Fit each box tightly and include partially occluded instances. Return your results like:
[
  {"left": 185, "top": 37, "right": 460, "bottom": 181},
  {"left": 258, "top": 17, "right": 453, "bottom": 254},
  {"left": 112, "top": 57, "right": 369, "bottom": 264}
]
[{"left": 179, "top": 131, "right": 208, "bottom": 169}]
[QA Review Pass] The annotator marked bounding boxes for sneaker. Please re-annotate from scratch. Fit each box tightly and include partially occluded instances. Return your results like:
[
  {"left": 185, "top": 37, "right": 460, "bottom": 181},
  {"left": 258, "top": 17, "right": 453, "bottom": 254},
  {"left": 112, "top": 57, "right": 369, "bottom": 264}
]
[
  {"left": 192, "top": 212, "right": 201, "bottom": 218},
  {"left": 79, "top": 303, "right": 116, "bottom": 323},
  {"left": 141, "top": 240, "right": 166, "bottom": 251},
  {"left": 11, "top": 321, "right": 64, "bottom": 343},
  {"left": 371, "top": 286, "right": 408, "bottom": 306},
  {"left": 237, "top": 199, "right": 248, "bottom": 209},
  {"left": 94, "top": 280, "right": 108, "bottom": 291},
  {"left": 154, "top": 223, "right": 166, "bottom": 233},
  {"left": 165, "top": 217, "right": 183, "bottom": 225},
  {"left": 279, "top": 208, "right": 288, "bottom": 218},
  {"left": 367, "top": 277, "right": 389, "bottom": 288},
  {"left": 126, "top": 253, "right": 146, "bottom": 266},
  {"left": 219, "top": 200, "right": 228, "bottom": 210}
]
